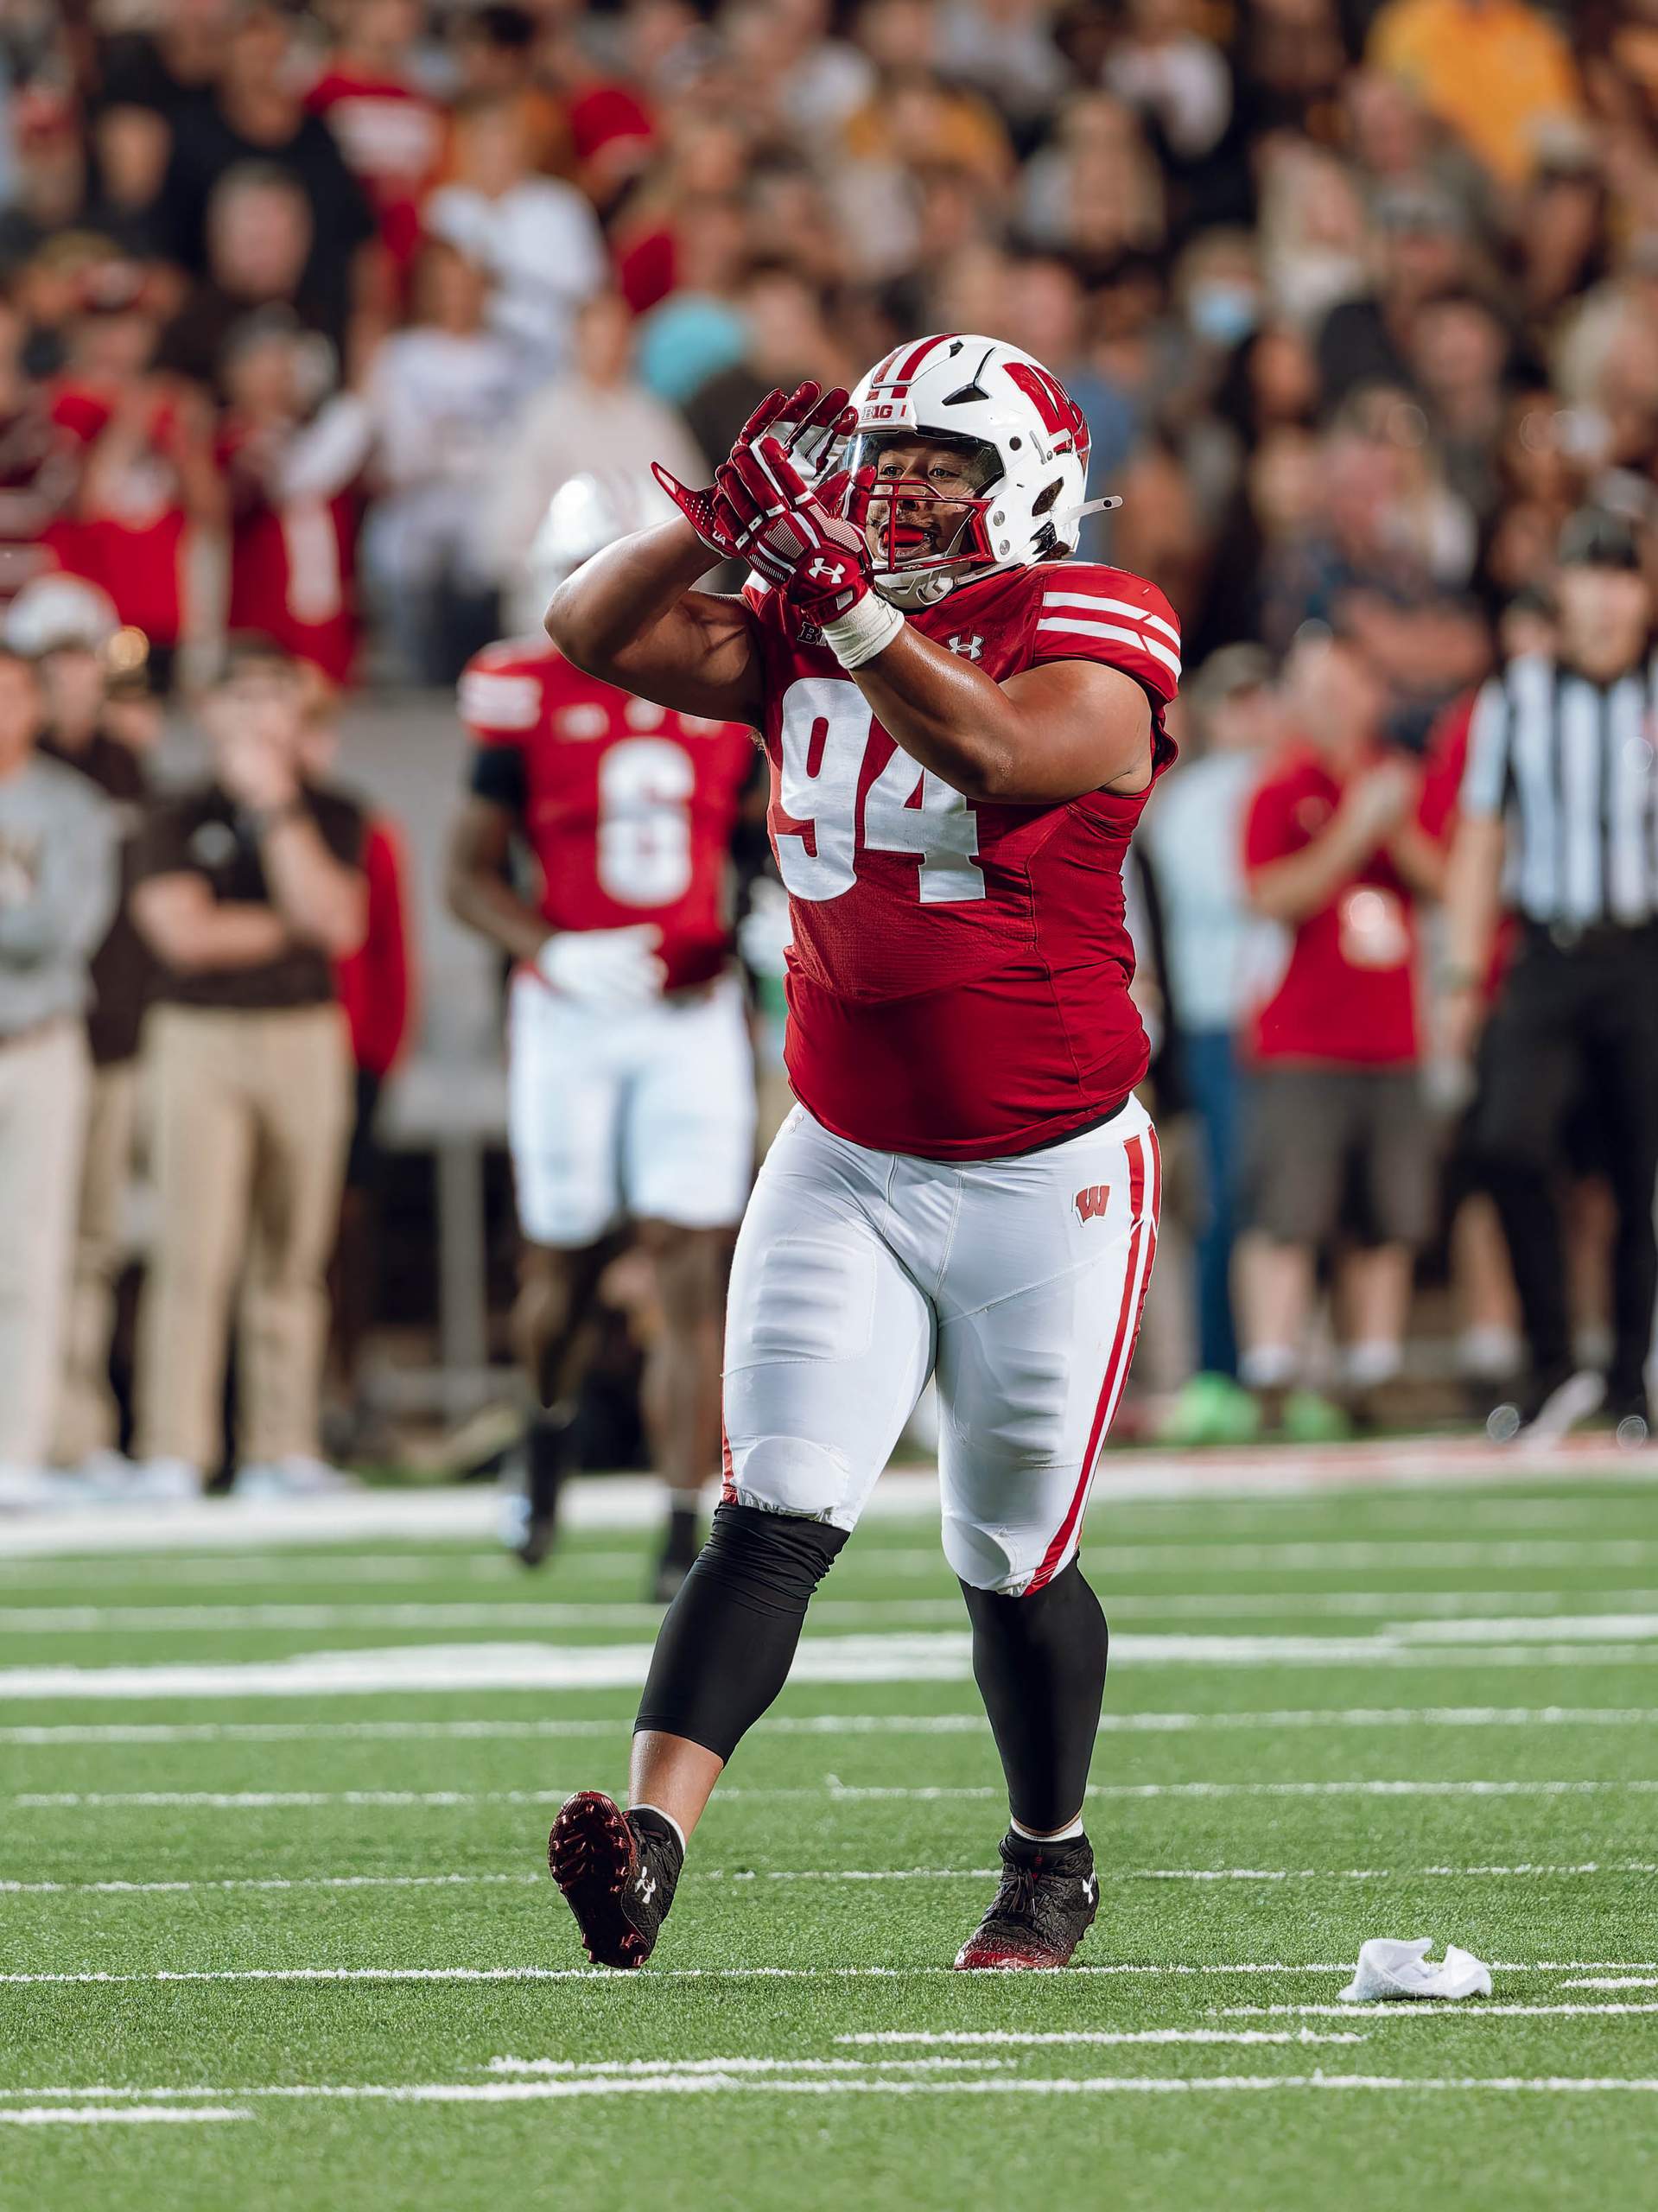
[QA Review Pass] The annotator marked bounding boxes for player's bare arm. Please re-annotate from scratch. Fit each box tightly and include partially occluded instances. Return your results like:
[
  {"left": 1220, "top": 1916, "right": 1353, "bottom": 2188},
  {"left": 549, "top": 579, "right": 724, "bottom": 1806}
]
[
  {"left": 445, "top": 795, "right": 550, "bottom": 963},
  {"left": 848, "top": 634, "right": 1153, "bottom": 804},
  {"left": 543, "top": 518, "right": 762, "bottom": 727}
]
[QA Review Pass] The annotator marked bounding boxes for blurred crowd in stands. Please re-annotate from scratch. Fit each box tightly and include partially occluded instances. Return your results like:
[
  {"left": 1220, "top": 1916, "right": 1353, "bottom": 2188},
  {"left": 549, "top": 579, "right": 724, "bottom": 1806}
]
[{"left": 3, "top": 0, "right": 1658, "bottom": 1494}]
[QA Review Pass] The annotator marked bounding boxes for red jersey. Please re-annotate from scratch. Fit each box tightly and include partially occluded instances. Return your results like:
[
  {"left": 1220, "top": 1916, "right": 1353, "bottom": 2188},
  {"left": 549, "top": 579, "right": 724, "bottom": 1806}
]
[
  {"left": 42, "top": 384, "right": 193, "bottom": 645},
  {"left": 219, "top": 421, "right": 363, "bottom": 684},
  {"left": 743, "top": 559, "right": 1181, "bottom": 1160},
  {"left": 1243, "top": 742, "right": 1452, "bottom": 1067},
  {"left": 460, "top": 639, "right": 756, "bottom": 993}
]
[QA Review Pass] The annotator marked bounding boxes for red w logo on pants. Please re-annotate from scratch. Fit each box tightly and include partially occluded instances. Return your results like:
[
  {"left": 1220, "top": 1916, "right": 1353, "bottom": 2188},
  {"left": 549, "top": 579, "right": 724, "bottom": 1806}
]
[{"left": 1073, "top": 1185, "right": 1110, "bottom": 1224}]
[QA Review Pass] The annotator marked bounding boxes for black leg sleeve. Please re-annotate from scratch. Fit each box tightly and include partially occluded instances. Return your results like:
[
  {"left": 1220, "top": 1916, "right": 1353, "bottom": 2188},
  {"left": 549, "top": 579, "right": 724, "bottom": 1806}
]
[
  {"left": 635, "top": 1502, "right": 848, "bottom": 1760},
  {"left": 962, "top": 1561, "right": 1109, "bottom": 1833}
]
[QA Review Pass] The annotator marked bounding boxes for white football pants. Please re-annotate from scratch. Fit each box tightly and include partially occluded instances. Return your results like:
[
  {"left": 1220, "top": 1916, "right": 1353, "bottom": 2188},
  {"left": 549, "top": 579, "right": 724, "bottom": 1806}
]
[
  {"left": 721, "top": 1096, "right": 1160, "bottom": 1593},
  {"left": 507, "top": 969, "right": 757, "bottom": 1247}
]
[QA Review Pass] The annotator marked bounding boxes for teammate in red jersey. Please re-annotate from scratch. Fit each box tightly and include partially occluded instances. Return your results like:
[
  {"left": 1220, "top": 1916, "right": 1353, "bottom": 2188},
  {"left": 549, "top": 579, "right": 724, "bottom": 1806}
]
[
  {"left": 446, "top": 477, "right": 759, "bottom": 1592},
  {"left": 540, "top": 340, "right": 1180, "bottom": 1974}
]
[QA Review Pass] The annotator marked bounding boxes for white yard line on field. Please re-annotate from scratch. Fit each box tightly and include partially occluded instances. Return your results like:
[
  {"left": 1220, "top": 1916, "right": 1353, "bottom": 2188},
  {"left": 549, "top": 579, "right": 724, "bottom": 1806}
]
[
  {"left": 4, "top": 1450, "right": 1655, "bottom": 1554},
  {"left": 0, "top": 1961, "right": 1648, "bottom": 1986},
  {"left": 0, "top": 1599, "right": 983, "bottom": 1633},
  {"left": 1216, "top": 2003, "right": 1658, "bottom": 2019},
  {"left": 2, "top": 1705, "right": 1649, "bottom": 1747},
  {"left": 0, "top": 2105, "right": 251, "bottom": 2125},
  {"left": 6, "top": 2075, "right": 1658, "bottom": 2102},
  {"left": 16, "top": 1590, "right": 1658, "bottom": 1632},
  {"left": 13, "top": 1777, "right": 1657, "bottom": 1811},
  {"left": 6, "top": 1632, "right": 1658, "bottom": 1703},
  {"left": 833, "top": 2031, "right": 1366, "bottom": 2048},
  {"left": 1563, "top": 1978, "right": 1658, "bottom": 1989},
  {"left": 12, "top": 1861, "right": 1654, "bottom": 1901}
]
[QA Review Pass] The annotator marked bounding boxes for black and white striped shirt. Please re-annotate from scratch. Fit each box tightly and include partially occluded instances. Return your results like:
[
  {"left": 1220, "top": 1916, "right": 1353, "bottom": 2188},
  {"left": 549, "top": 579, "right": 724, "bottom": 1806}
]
[{"left": 1461, "top": 652, "right": 1658, "bottom": 929}]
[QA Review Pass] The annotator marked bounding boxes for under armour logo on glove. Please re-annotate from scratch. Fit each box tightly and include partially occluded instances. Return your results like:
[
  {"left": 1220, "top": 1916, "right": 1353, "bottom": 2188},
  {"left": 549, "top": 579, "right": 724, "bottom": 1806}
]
[{"left": 808, "top": 556, "right": 846, "bottom": 584}]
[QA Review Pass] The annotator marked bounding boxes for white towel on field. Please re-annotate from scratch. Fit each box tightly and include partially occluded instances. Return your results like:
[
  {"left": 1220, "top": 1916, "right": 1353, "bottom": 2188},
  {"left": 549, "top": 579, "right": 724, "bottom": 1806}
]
[{"left": 1339, "top": 1937, "right": 1492, "bottom": 2003}]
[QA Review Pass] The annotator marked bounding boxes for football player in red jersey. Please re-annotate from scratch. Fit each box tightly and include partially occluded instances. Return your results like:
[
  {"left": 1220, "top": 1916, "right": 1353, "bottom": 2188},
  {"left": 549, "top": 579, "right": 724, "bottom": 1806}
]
[
  {"left": 446, "top": 476, "right": 759, "bottom": 1592},
  {"left": 540, "top": 340, "right": 1180, "bottom": 1973}
]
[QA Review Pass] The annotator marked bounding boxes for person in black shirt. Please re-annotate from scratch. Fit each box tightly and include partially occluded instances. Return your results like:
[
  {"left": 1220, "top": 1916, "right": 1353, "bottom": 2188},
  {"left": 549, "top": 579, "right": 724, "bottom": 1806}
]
[
  {"left": 1445, "top": 509, "right": 1658, "bottom": 1444},
  {"left": 130, "top": 638, "right": 367, "bottom": 1497},
  {"left": 151, "top": 3, "right": 382, "bottom": 374}
]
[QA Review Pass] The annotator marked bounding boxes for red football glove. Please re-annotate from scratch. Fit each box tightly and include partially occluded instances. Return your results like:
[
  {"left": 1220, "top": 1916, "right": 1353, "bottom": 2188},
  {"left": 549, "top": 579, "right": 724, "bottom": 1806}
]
[
  {"left": 714, "top": 433, "right": 873, "bottom": 623},
  {"left": 652, "top": 380, "right": 856, "bottom": 588}
]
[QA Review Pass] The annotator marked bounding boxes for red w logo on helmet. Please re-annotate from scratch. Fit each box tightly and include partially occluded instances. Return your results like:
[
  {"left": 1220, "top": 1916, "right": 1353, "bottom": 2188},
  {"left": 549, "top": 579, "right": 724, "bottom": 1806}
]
[
  {"left": 1074, "top": 1185, "right": 1110, "bottom": 1224},
  {"left": 1005, "top": 359, "right": 1090, "bottom": 466}
]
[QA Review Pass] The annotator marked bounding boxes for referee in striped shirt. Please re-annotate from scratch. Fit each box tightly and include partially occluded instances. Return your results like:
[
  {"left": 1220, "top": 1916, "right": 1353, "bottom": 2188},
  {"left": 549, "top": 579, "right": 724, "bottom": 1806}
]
[{"left": 1445, "top": 509, "right": 1658, "bottom": 1443}]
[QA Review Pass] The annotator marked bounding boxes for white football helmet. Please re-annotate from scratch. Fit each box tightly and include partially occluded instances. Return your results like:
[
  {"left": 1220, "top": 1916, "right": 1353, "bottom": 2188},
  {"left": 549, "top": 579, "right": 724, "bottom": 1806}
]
[
  {"left": 831, "top": 334, "right": 1113, "bottom": 608},
  {"left": 527, "top": 471, "right": 673, "bottom": 608}
]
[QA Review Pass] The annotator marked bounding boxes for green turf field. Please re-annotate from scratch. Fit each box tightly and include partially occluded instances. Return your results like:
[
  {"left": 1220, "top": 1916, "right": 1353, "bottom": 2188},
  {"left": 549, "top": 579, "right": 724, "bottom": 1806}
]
[{"left": 3, "top": 1469, "right": 1657, "bottom": 2211}]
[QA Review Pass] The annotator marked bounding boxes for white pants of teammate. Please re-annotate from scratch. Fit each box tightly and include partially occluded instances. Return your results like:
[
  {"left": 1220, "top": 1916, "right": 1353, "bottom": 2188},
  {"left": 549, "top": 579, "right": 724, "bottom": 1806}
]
[
  {"left": 722, "top": 1096, "right": 1161, "bottom": 1594},
  {"left": 507, "top": 970, "right": 757, "bottom": 1247}
]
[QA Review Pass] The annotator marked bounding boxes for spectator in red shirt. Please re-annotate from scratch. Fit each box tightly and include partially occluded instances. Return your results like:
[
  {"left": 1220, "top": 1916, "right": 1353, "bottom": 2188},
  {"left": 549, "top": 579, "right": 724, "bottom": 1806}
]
[
  {"left": 217, "top": 311, "right": 373, "bottom": 686},
  {"left": 1237, "top": 628, "right": 1451, "bottom": 1427},
  {"left": 306, "top": 0, "right": 445, "bottom": 289},
  {"left": 44, "top": 262, "right": 225, "bottom": 675}
]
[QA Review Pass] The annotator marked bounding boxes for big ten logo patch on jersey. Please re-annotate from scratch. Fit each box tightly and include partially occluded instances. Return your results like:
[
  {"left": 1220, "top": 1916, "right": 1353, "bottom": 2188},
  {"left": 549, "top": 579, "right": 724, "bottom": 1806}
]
[{"left": 1074, "top": 1184, "right": 1110, "bottom": 1224}]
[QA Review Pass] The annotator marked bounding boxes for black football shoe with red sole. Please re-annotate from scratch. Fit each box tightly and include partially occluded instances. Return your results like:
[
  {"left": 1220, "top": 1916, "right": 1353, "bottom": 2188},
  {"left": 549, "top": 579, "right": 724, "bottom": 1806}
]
[
  {"left": 953, "top": 1829, "right": 1099, "bottom": 1970},
  {"left": 548, "top": 1791, "right": 683, "bottom": 1969}
]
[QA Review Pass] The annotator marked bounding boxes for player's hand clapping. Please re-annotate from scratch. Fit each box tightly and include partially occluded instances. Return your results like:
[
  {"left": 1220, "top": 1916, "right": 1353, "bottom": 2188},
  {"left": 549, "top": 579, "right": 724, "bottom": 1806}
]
[{"left": 654, "top": 382, "right": 866, "bottom": 618}]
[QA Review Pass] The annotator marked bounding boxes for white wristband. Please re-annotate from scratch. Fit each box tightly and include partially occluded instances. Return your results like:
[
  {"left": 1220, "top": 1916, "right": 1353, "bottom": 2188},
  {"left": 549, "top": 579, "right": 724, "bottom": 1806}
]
[{"left": 821, "top": 593, "right": 905, "bottom": 670}]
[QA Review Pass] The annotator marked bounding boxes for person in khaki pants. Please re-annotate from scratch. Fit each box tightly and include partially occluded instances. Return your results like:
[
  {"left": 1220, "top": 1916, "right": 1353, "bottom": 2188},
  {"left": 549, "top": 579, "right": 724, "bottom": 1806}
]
[
  {"left": 130, "top": 639, "right": 367, "bottom": 1496},
  {"left": 0, "top": 647, "right": 117, "bottom": 1491}
]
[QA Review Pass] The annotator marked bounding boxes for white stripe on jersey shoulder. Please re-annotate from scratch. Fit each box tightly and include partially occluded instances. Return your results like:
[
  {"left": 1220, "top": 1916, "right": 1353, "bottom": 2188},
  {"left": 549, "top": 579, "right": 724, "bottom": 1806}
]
[
  {"left": 1034, "top": 614, "right": 1181, "bottom": 681},
  {"left": 1040, "top": 590, "right": 1181, "bottom": 646},
  {"left": 458, "top": 670, "right": 542, "bottom": 730}
]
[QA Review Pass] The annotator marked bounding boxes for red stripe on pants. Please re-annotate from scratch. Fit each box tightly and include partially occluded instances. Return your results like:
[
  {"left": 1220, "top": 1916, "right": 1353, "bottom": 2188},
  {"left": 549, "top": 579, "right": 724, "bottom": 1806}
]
[{"left": 1028, "top": 1130, "right": 1156, "bottom": 1592}]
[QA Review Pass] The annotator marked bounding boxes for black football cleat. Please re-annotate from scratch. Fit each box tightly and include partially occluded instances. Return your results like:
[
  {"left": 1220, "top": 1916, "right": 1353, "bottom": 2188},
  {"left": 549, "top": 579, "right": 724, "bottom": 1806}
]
[
  {"left": 549, "top": 1791, "right": 683, "bottom": 1969},
  {"left": 953, "top": 1829, "right": 1099, "bottom": 1971}
]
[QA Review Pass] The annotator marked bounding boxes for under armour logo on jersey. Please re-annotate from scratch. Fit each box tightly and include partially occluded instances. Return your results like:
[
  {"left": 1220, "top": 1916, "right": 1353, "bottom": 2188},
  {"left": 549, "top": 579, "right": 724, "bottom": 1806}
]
[
  {"left": 1074, "top": 1185, "right": 1110, "bottom": 1224},
  {"left": 948, "top": 633, "right": 983, "bottom": 660},
  {"left": 808, "top": 556, "right": 846, "bottom": 583}
]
